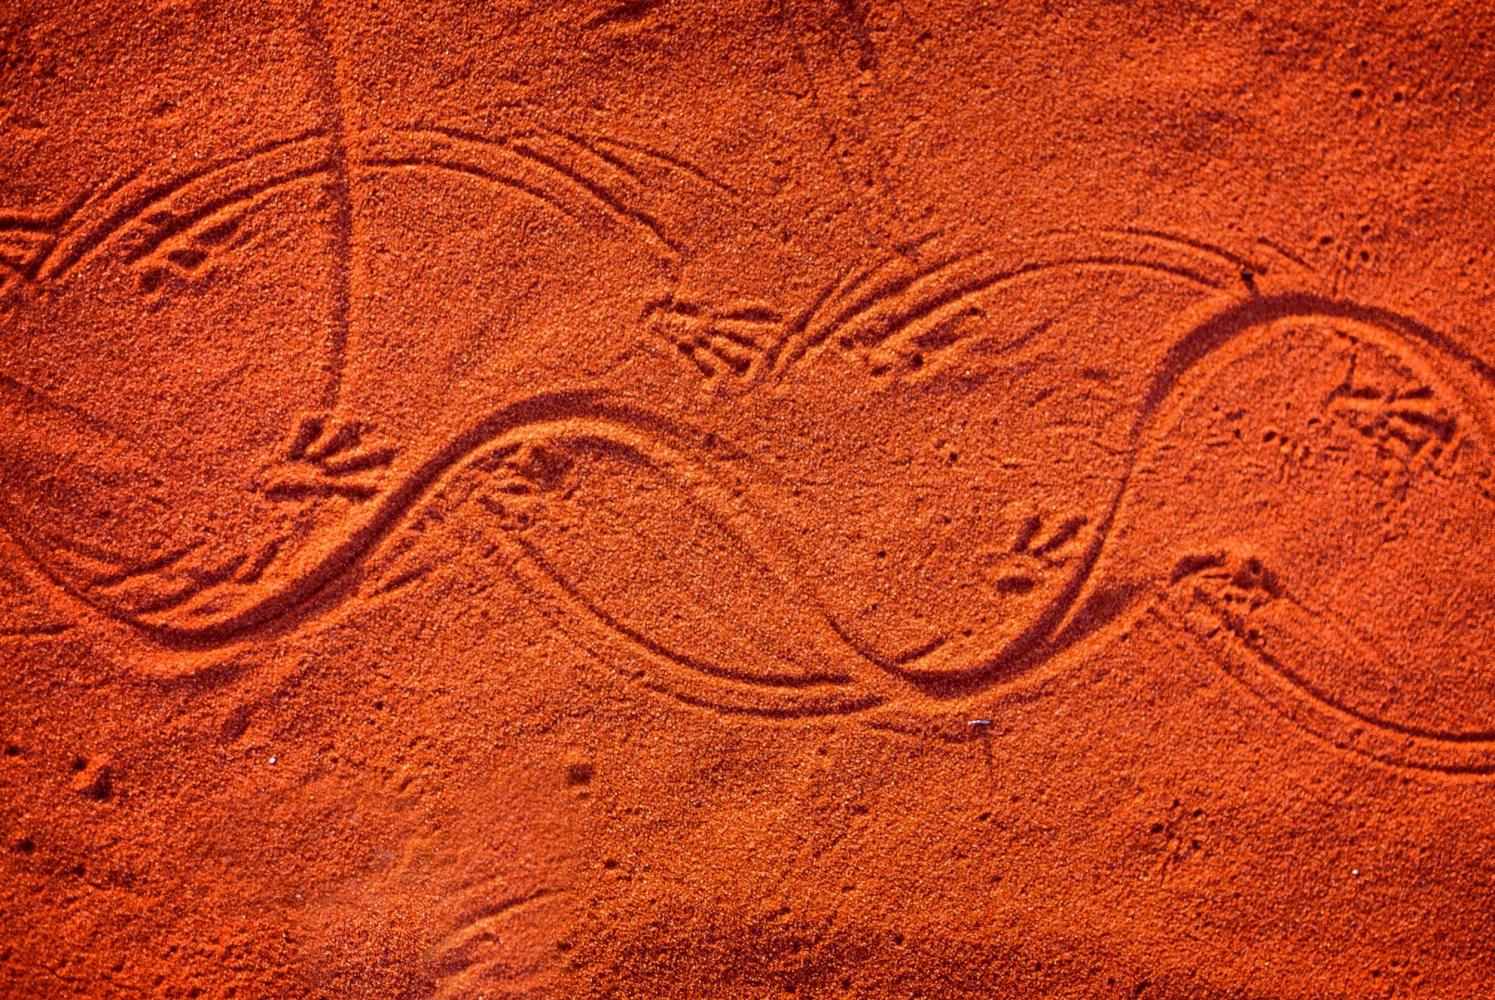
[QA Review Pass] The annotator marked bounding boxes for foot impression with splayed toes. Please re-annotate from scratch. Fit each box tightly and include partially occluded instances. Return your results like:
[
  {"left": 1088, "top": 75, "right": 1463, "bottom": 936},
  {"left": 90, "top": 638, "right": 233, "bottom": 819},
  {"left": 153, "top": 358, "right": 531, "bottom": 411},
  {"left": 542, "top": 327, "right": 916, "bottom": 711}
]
[{"left": 260, "top": 415, "right": 397, "bottom": 503}]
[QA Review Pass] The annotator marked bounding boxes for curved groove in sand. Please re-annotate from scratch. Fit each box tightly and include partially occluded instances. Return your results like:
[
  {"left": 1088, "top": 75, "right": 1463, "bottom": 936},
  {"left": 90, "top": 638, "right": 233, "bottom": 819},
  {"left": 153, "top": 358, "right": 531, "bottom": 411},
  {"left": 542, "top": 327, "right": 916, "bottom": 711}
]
[
  {"left": 1161, "top": 594, "right": 1495, "bottom": 777},
  {"left": 35, "top": 124, "right": 683, "bottom": 288},
  {"left": 891, "top": 291, "right": 1495, "bottom": 681},
  {"left": 469, "top": 420, "right": 886, "bottom": 701},
  {"left": 38, "top": 132, "right": 331, "bottom": 281},
  {"left": 768, "top": 236, "right": 1237, "bottom": 378},
  {"left": 9, "top": 215, "right": 1494, "bottom": 763},
  {"left": 817, "top": 273, "right": 1495, "bottom": 775},
  {"left": 1, "top": 392, "right": 682, "bottom": 645},
  {"left": 1075, "top": 294, "right": 1495, "bottom": 771}
]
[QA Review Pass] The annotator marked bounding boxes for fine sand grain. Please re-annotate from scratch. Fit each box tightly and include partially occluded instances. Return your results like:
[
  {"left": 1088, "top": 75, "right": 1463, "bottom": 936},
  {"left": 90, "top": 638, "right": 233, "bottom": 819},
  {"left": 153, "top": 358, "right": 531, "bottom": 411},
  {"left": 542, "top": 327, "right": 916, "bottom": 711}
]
[{"left": 3, "top": 2, "right": 1494, "bottom": 997}]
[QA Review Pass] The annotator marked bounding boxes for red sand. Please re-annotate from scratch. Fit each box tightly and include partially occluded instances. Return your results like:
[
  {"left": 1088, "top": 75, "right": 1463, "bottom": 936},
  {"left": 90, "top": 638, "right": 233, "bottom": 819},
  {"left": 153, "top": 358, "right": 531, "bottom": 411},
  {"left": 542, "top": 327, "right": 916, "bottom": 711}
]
[{"left": 3, "top": 2, "right": 1495, "bottom": 996}]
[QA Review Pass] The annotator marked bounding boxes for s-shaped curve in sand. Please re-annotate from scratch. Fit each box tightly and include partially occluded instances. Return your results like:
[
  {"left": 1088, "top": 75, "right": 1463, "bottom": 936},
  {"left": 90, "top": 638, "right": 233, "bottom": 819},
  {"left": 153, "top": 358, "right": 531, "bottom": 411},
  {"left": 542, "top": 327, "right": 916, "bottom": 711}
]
[
  {"left": 6, "top": 262, "right": 1495, "bottom": 779},
  {"left": 0, "top": 110, "right": 709, "bottom": 639},
  {"left": 3, "top": 148, "right": 1491, "bottom": 780}
]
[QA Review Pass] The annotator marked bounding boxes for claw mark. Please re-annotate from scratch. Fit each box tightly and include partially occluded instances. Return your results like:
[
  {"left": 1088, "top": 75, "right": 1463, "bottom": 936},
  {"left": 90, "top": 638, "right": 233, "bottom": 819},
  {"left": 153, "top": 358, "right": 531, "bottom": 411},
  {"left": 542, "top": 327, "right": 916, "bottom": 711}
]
[
  {"left": 237, "top": 538, "right": 284, "bottom": 585},
  {"left": 1326, "top": 349, "right": 1459, "bottom": 471},
  {"left": 1028, "top": 515, "right": 1088, "bottom": 559},
  {"left": 91, "top": 544, "right": 201, "bottom": 590},
  {"left": 584, "top": 132, "right": 741, "bottom": 198},
  {"left": 359, "top": 154, "right": 581, "bottom": 222},
  {"left": 0, "top": 371, "right": 130, "bottom": 441},
  {"left": 0, "top": 188, "right": 92, "bottom": 295},
  {"left": 552, "top": 130, "right": 645, "bottom": 182},
  {"left": 261, "top": 415, "right": 396, "bottom": 502},
  {"left": 1255, "top": 236, "right": 1315, "bottom": 276},
  {"left": 1045, "top": 225, "right": 1267, "bottom": 286},
  {"left": 987, "top": 512, "right": 1090, "bottom": 596},
  {"left": 0, "top": 622, "right": 72, "bottom": 638},
  {"left": 581, "top": 0, "right": 664, "bottom": 31},
  {"left": 646, "top": 295, "right": 780, "bottom": 383},
  {"left": 780, "top": 0, "right": 896, "bottom": 242},
  {"left": 429, "top": 886, "right": 566, "bottom": 1000}
]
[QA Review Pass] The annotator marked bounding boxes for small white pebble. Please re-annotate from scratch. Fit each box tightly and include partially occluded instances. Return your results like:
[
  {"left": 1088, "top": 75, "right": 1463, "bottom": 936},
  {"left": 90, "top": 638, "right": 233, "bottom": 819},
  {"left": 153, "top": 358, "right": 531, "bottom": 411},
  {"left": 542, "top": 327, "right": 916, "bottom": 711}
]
[
  {"left": 268, "top": 756, "right": 277, "bottom": 765},
  {"left": 1351, "top": 868, "right": 1359, "bottom": 877}
]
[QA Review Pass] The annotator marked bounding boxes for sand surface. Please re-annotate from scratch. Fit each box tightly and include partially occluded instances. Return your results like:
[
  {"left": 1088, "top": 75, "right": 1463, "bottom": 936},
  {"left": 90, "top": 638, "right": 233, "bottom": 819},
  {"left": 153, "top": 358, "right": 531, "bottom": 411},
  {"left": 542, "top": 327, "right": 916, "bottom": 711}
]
[{"left": 3, "top": 2, "right": 1495, "bottom": 996}]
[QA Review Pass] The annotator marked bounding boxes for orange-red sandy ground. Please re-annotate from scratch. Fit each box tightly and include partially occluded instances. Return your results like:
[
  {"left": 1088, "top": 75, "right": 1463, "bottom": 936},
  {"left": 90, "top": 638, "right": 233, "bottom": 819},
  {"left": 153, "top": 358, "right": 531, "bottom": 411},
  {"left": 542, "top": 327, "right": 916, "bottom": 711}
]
[{"left": 3, "top": 2, "right": 1495, "bottom": 996}]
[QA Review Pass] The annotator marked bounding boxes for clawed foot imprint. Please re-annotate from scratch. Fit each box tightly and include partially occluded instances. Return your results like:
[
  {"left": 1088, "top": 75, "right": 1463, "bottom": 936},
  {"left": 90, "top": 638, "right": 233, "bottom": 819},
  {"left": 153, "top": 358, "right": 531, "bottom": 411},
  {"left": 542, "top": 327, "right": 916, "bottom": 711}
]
[
  {"left": 986, "top": 511, "right": 1090, "bottom": 595},
  {"left": 260, "top": 414, "right": 397, "bottom": 501},
  {"left": 645, "top": 294, "right": 781, "bottom": 383},
  {"left": 472, "top": 441, "right": 577, "bottom": 531}
]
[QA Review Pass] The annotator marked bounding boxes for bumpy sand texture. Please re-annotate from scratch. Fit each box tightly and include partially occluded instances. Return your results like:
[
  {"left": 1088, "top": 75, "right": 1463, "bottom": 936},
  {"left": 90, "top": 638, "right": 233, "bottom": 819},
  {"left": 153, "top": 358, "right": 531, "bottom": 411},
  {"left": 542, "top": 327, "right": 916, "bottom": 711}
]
[{"left": 3, "top": 2, "right": 1494, "bottom": 996}]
